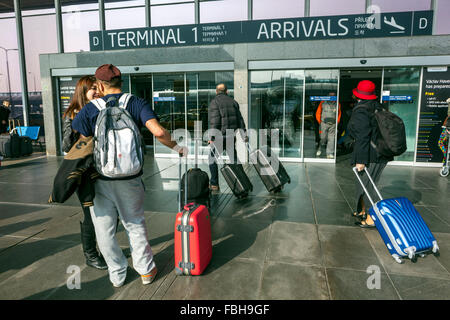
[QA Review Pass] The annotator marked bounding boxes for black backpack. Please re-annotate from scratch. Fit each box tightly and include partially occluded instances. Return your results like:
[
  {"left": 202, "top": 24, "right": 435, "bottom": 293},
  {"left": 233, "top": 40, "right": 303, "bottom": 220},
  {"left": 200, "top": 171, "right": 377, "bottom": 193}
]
[{"left": 372, "top": 104, "right": 407, "bottom": 157}]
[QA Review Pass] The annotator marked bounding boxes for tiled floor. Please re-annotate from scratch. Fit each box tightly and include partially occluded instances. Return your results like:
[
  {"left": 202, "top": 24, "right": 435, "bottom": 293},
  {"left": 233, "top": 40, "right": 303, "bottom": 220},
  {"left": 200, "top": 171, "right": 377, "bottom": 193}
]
[{"left": 0, "top": 154, "right": 449, "bottom": 300}]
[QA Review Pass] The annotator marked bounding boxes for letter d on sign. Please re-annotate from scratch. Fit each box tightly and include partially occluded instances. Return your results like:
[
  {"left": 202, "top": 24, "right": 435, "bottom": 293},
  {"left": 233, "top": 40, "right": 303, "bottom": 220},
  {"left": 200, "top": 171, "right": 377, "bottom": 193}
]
[
  {"left": 93, "top": 36, "right": 100, "bottom": 46},
  {"left": 419, "top": 18, "right": 428, "bottom": 29},
  {"left": 67, "top": 265, "right": 81, "bottom": 290},
  {"left": 366, "top": 265, "right": 381, "bottom": 290}
]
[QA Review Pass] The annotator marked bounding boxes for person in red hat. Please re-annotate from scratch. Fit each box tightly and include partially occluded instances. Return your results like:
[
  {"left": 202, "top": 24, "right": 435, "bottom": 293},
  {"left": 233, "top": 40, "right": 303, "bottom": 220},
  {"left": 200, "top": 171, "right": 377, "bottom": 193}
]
[
  {"left": 72, "top": 64, "right": 187, "bottom": 288},
  {"left": 347, "top": 80, "right": 393, "bottom": 228}
]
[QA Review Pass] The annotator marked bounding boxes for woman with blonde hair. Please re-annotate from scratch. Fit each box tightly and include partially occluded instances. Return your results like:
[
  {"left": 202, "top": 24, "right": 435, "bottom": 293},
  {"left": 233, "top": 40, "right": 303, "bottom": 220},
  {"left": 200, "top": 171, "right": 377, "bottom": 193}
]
[{"left": 62, "top": 75, "right": 107, "bottom": 270}]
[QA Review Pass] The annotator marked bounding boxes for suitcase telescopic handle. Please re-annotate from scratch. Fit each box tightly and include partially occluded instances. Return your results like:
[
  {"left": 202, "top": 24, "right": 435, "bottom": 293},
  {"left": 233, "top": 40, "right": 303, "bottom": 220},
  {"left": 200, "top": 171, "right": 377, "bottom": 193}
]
[
  {"left": 178, "top": 153, "right": 188, "bottom": 212},
  {"left": 352, "top": 166, "right": 384, "bottom": 207}
]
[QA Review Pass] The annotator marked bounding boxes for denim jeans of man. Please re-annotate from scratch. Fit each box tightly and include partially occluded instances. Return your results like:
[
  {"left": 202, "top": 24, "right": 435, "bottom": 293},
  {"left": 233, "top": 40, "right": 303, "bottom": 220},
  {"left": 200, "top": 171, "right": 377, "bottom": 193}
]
[
  {"left": 209, "top": 136, "right": 237, "bottom": 186},
  {"left": 90, "top": 176, "right": 155, "bottom": 286}
]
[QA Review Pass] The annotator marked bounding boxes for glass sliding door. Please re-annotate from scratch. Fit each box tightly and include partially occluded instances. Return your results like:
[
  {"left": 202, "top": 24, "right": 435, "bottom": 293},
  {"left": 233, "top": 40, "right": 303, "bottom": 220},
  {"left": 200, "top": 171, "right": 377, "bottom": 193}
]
[
  {"left": 152, "top": 73, "right": 186, "bottom": 155},
  {"left": 249, "top": 70, "right": 304, "bottom": 159},
  {"left": 381, "top": 67, "right": 421, "bottom": 162},
  {"left": 304, "top": 70, "right": 340, "bottom": 160},
  {"left": 131, "top": 74, "right": 153, "bottom": 146}
]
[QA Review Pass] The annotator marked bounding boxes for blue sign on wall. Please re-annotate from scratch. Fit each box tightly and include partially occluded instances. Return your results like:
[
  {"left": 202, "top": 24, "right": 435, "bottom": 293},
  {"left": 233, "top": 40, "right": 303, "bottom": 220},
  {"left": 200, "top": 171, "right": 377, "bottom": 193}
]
[
  {"left": 153, "top": 97, "right": 175, "bottom": 102},
  {"left": 382, "top": 95, "right": 413, "bottom": 101},
  {"left": 310, "top": 96, "right": 338, "bottom": 101},
  {"left": 89, "top": 10, "right": 433, "bottom": 51}
]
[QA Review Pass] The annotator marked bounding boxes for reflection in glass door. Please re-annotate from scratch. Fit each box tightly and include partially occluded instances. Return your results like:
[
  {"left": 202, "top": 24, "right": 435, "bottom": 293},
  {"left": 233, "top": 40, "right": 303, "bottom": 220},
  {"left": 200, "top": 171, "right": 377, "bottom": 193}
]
[
  {"left": 381, "top": 67, "right": 421, "bottom": 162},
  {"left": 250, "top": 70, "right": 304, "bottom": 159},
  {"left": 152, "top": 73, "right": 186, "bottom": 155},
  {"left": 304, "top": 70, "right": 339, "bottom": 160}
]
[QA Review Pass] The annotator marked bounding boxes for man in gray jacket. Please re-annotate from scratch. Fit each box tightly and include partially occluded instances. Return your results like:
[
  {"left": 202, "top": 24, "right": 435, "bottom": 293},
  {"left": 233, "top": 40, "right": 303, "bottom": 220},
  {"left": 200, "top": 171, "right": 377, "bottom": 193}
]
[{"left": 208, "top": 83, "right": 247, "bottom": 191}]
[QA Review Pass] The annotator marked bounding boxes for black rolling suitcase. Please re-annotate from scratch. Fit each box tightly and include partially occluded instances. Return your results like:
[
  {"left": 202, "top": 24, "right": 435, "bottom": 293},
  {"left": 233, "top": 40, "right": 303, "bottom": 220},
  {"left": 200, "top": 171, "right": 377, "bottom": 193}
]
[
  {"left": 211, "top": 144, "right": 253, "bottom": 199},
  {"left": 248, "top": 144, "right": 291, "bottom": 193},
  {"left": 0, "top": 133, "right": 20, "bottom": 158},
  {"left": 19, "top": 136, "right": 33, "bottom": 156}
]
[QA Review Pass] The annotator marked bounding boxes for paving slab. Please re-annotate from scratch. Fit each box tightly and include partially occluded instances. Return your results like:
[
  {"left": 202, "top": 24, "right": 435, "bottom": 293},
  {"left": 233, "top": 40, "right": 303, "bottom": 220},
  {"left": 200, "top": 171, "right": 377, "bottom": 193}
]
[
  {"left": 266, "top": 221, "right": 322, "bottom": 267},
  {"left": 318, "top": 225, "right": 382, "bottom": 271},
  {"left": 326, "top": 267, "right": 400, "bottom": 300},
  {"left": 259, "top": 262, "right": 329, "bottom": 300},
  {"left": 161, "top": 257, "right": 263, "bottom": 300}
]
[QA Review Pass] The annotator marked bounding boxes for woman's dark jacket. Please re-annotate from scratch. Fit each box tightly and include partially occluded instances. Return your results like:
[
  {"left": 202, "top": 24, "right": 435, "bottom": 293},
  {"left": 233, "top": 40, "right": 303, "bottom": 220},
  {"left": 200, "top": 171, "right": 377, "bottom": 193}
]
[
  {"left": 62, "top": 116, "right": 80, "bottom": 153},
  {"left": 347, "top": 99, "right": 393, "bottom": 165},
  {"left": 49, "top": 136, "right": 99, "bottom": 208}
]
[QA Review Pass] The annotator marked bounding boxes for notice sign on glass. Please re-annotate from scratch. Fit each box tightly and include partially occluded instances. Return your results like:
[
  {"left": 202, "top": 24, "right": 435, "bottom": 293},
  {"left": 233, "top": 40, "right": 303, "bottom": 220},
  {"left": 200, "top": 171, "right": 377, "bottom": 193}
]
[
  {"left": 89, "top": 10, "right": 432, "bottom": 51},
  {"left": 59, "top": 77, "right": 81, "bottom": 118},
  {"left": 416, "top": 68, "right": 450, "bottom": 163}
]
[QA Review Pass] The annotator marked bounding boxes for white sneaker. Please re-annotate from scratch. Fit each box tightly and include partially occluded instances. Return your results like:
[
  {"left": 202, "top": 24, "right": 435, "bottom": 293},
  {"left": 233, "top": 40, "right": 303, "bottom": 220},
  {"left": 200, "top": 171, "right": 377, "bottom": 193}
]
[
  {"left": 327, "top": 154, "right": 334, "bottom": 159},
  {"left": 141, "top": 266, "right": 158, "bottom": 285},
  {"left": 316, "top": 149, "right": 322, "bottom": 156},
  {"left": 113, "top": 281, "right": 125, "bottom": 288}
]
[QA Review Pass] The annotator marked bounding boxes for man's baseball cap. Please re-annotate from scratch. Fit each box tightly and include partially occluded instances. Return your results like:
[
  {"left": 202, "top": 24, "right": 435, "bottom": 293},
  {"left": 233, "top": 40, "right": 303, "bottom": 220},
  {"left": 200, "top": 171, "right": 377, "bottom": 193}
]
[{"left": 95, "top": 64, "right": 121, "bottom": 81}]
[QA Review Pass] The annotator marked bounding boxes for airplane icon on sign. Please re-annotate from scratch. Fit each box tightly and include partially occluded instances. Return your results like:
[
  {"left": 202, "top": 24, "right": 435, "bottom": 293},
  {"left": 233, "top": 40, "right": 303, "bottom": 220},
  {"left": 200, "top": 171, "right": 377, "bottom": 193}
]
[{"left": 384, "top": 16, "right": 405, "bottom": 33}]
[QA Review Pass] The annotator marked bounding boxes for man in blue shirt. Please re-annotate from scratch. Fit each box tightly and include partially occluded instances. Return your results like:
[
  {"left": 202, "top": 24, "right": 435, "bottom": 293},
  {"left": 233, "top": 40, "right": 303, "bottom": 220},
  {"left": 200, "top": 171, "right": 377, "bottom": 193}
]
[{"left": 73, "top": 64, "right": 186, "bottom": 287}]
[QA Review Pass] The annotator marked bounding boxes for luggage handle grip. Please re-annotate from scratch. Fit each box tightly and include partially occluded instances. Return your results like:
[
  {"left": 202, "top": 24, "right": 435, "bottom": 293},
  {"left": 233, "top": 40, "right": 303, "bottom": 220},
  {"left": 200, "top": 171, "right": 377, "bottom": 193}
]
[
  {"left": 178, "top": 152, "right": 188, "bottom": 212},
  {"left": 352, "top": 166, "right": 384, "bottom": 207}
]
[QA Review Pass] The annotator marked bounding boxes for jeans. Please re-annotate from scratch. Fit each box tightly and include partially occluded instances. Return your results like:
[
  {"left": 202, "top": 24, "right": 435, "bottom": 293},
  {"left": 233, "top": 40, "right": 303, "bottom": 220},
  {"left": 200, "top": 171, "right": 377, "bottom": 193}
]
[{"left": 90, "top": 177, "right": 155, "bottom": 286}]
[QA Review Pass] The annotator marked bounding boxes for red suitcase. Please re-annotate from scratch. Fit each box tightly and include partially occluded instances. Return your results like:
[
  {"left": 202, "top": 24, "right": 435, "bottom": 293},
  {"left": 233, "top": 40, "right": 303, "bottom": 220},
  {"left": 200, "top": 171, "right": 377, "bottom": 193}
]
[{"left": 174, "top": 154, "right": 212, "bottom": 276}]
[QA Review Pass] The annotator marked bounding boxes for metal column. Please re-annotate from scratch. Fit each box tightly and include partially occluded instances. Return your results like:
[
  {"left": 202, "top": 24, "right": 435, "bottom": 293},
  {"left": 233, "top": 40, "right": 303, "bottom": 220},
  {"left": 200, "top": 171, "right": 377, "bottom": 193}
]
[
  {"left": 99, "top": 0, "right": 105, "bottom": 31},
  {"left": 195, "top": 0, "right": 199, "bottom": 24},
  {"left": 145, "top": 0, "right": 151, "bottom": 27},
  {"left": 304, "top": 0, "right": 310, "bottom": 17},
  {"left": 248, "top": 0, "right": 252, "bottom": 20},
  {"left": 13, "top": 0, "right": 30, "bottom": 126},
  {"left": 55, "top": 0, "right": 64, "bottom": 53}
]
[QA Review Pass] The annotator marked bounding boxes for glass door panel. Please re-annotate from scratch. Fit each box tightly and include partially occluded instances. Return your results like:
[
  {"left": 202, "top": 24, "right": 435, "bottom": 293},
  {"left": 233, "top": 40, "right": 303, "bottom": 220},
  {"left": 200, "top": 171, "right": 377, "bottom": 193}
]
[
  {"left": 152, "top": 73, "right": 186, "bottom": 155},
  {"left": 304, "top": 70, "right": 339, "bottom": 160},
  {"left": 381, "top": 67, "right": 421, "bottom": 162},
  {"left": 130, "top": 74, "right": 153, "bottom": 146},
  {"left": 249, "top": 70, "right": 303, "bottom": 159}
]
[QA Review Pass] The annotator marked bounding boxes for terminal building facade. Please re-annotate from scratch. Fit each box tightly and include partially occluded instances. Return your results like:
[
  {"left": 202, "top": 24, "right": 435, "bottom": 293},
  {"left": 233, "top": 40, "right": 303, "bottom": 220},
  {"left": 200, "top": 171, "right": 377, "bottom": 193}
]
[{"left": 2, "top": 0, "right": 450, "bottom": 166}]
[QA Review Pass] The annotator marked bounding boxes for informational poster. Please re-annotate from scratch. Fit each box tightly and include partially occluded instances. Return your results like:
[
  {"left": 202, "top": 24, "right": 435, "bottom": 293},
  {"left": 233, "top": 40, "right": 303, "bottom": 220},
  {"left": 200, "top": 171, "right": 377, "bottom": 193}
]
[
  {"left": 59, "top": 76, "right": 81, "bottom": 118},
  {"left": 90, "top": 10, "right": 433, "bottom": 51},
  {"left": 416, "top": 67, "right": 450, "bottom": 163}
]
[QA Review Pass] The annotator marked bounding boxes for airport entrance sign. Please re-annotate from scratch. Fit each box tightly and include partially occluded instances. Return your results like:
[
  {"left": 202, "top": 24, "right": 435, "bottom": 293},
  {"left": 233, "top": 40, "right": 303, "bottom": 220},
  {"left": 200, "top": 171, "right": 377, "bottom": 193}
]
[{"left": 89, "top": 10, "right": 433, "bottom": 51}]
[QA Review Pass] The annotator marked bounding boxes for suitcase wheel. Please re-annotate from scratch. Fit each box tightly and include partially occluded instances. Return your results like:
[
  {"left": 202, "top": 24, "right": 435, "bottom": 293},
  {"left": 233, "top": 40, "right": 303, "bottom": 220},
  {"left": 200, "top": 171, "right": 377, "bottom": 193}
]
[
  {"left": 174, "top": 268, "right": 183, "bottom": 276},
  {"left": 392, "top": 254, "right": 403, "bottom": 264},
  {"left": 433, "top": 250, "right": 440, "bottom": 257},
  {"left": 440, "top": 167, "right": 449, "bottom": 177},
  {"left": 410, "top": 256, "right": 418, "bottom": 263}
]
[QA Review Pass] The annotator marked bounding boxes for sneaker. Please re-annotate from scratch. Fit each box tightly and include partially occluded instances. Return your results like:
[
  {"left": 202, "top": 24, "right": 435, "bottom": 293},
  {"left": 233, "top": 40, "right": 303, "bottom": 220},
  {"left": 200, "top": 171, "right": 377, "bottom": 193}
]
[
  {"left": 327, "top": 154, "right": 334, "bottom": 159},
  {"left": 141, "top": 267, "right": 158, "bottom": 285},
  {"left": 316, "top": 149, "right": 322, "bottom": 157},
  {"left": 113, "top": 281, "right": 125, "bottom": 288},
  {"left": 209, "top": 185, "right": 220, "bottom": 191}
]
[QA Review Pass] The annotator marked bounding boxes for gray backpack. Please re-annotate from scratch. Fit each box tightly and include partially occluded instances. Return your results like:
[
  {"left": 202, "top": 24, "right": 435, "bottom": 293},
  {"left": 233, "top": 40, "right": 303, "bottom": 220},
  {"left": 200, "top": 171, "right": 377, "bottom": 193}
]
[{"left": 92, "top": 94, "right": 144, "bottom": 178}]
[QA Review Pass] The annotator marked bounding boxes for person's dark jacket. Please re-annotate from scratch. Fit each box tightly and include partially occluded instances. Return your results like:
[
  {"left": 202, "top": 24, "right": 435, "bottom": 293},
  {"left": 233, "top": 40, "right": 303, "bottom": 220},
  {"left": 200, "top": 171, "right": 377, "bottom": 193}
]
[
  {"left": 0, "top": 105, "right": 11, "bottom": 134},
  {"left": 62, "top": 116, "right": 80, "bottom": 153},
  {"left": 347, "top": 99, "right": 393, "bottom": 165},
  {"left": 208, "top": 93, "right": 246, "bottom": 140},
  {"left": 49, "top": 136, "right": 99, "bottom": 207}
]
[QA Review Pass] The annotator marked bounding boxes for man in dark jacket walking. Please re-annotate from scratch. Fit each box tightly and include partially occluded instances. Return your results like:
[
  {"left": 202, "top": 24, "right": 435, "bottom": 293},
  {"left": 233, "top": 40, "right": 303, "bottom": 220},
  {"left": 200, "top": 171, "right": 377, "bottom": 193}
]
[{"left": 208, "top": 83, "right": 247, "bottom": 191}]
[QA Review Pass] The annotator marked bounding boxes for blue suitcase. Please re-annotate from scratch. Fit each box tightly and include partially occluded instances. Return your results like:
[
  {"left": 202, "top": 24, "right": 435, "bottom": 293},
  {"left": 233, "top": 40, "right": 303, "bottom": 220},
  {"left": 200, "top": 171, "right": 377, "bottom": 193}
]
[{"left": 353, "top": 167, "right": 440, "bottom": 264}]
